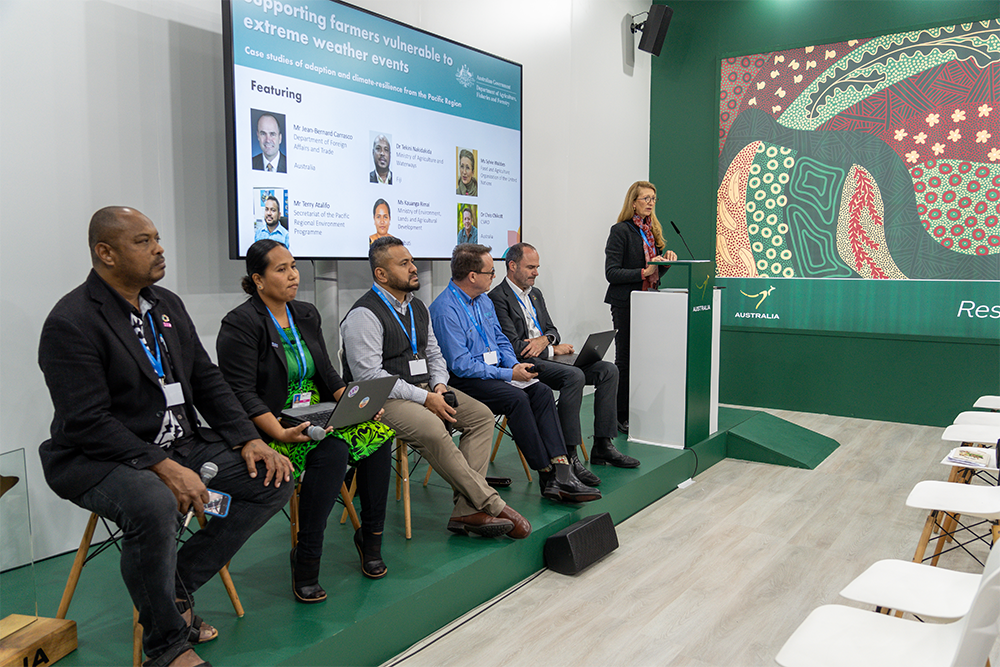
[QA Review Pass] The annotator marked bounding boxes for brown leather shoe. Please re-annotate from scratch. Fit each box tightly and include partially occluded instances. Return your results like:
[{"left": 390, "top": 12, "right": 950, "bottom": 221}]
[
  {"left": 497, "top": 505, "right": 532, "bottom": 539},
  {"left": 447, "top": 512, "right": 514, "bottom": 538}
]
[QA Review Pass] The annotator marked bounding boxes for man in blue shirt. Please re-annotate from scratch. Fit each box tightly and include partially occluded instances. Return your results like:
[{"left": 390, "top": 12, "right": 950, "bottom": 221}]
[
  {"left": 254, "top": 196, "right": 289, "bottom": 247},
  {"left": 429, "top": 244, "right": 600, "bottom": 503}
]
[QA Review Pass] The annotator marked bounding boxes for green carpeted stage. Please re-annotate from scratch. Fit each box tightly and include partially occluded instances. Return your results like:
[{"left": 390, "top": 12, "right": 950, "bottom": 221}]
[{"left": 0, "top": 404, "right": 836, "bottom": 666}]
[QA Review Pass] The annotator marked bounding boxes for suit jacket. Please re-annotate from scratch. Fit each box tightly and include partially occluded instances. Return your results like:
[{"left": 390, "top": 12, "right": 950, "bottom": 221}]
[
  {"left": 252, "top": 152, "right": 287, "bottom": 173},
  {"left": 38, "top": 270, "right": 259, "bottom": 500},
  {"left": 216, "top": 294, "right": 346, "bottom": 439},
  {"left": 369, "top": 169, "right": 393, "bottom": 184},
  {"left": 488, "top": 280, "right": 560, "bottom": 361},
  {"left": 604, "top": 220, "right": 668, "bottom": 308}
]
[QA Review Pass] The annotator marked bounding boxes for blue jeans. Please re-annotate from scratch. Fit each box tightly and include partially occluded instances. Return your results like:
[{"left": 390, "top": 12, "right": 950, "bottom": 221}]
[{"left": 72, "top": 436, "right": 292, "bottom": 662}]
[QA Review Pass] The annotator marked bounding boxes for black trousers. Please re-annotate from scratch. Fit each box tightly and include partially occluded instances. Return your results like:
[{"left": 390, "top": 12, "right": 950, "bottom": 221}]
[
  {"left": 447, "top": 375, "right": 567, "bottom": 470},
  {"left": 611, "top": 304, "right": 631, "bottom": 422}
]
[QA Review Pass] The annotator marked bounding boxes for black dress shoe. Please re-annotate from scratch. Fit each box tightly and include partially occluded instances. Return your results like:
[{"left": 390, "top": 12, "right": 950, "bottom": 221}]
[
  {"left": 569, "top": 451, "right": 601, "bottom": 487},
  {"left": 354, "top": 528, "right": 388, "bottom": 579},
  {"left": 290, "top": 547, "right": 327, "bottom": 603},
  {"left": 617, "top": 420, "right": 629, "bottom": 434},
  {"left": 540, "top": 464, "right": 601, "bottom": 503},
  {"left": 591, "top": 437, "right": 640, "bottom": 468},
  {"left": 486, "top": 476, "right": 512, "bottom": 488}
]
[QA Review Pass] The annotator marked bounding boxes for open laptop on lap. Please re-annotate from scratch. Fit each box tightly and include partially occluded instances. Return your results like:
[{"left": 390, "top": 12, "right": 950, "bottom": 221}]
[
  {"left": 281, "top": 375, "right": 398, "bottom": 430},
  {"left": 548, "top": 330, "right": 616, "bottom": 368}
]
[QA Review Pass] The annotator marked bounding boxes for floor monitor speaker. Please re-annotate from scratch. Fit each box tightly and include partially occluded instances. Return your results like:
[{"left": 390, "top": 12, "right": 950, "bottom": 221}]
[{"left": 544, "top": 512, "right": 618, "bottom": 575}]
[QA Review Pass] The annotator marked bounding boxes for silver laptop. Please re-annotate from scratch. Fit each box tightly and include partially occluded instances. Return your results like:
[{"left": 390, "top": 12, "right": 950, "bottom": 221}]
[
  {"left": 549, "top": 330, "right": 616, "bottom": 368},
  {"left": 281, "top": 375, "right": 397, "bottom": 430}
]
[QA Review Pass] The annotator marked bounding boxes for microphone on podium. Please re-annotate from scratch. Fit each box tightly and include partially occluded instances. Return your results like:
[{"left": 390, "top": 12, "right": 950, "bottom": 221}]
[
  {"left": 181, "top": 461, "right": 218, "bottom": 532},
  {"left": 670, "top": 220, "right": 696, "bottom": 259}
]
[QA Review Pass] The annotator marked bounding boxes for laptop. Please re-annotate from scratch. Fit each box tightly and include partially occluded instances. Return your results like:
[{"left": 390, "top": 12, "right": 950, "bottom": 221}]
[
  {"left": 549, "top": 330, "right": 617, "bottom": 368},
  {"left": 280, "top": 375, "right": 398, "bottom": 430}
]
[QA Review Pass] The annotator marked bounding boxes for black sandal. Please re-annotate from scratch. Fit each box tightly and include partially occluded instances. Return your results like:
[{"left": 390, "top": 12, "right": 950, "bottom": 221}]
[
  {"left": 354, "top": 528, "right": 387, "bottom": 579},
  {"left": 142, "top": 640, "right": 212, "bottom": 667},
  {"left": 290, "top": 547, "right": 327, "bottom": 603},
  {"left": 175, "top": 599, "right": 218, "bottom": 644}
]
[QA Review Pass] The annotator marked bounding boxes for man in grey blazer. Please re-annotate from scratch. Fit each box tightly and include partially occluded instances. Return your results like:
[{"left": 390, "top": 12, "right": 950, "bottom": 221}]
[
  {"left": 38, "top": 206, "right": 293, "bottom": 667},
  {"left": 489, "top": 243, "right": 639, "bottom": 479}
]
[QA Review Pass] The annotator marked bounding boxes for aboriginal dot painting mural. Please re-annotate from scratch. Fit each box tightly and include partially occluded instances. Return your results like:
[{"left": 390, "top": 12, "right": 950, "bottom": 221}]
[{"left": 717, "top": 20, "right": 1000, "bottom": 281}]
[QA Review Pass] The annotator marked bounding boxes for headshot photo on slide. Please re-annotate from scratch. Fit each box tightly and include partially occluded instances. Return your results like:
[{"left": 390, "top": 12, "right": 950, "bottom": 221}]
[
  {"left": 251, "top": 109, "right": 287, "bottom": 173},
  {"left": 457, "top": 203, "right": 478, "bottom": 245},
  {"left": 370, "top": 198, "right": 392, "bottom": 244},
  {"left": 370, "top": 132, "right": 393, "bottom": 185},
  {"left": 253, "top": 188, "right": 289, "bottom": 248},
  {"left": 456, "top": 147, "right": 478, "bottom": 196}
]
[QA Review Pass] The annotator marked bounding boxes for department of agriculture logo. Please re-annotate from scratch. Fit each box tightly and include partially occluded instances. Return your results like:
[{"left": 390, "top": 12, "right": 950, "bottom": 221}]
[{"left": 455, "top": 64, "right": 474, "bottom": 88}]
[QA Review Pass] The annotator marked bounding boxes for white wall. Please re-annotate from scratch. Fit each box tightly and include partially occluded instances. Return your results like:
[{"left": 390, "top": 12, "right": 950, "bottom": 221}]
[{"left": 0, "top": 0, "right": 651, "bottom": 564}]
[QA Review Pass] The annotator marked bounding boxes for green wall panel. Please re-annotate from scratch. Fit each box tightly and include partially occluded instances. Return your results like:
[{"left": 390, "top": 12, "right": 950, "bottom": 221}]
[{"left": 649, "top": 0, "right": 999, "bottom": 425}]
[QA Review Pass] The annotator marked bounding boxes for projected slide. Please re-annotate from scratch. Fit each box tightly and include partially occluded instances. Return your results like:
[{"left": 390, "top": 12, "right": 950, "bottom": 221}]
[{"left": 223, "top": 0, "right": 523, "bottom": 259}]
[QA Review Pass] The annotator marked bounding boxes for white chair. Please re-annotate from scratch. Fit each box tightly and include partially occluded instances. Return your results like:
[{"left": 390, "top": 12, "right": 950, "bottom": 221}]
[
  {"left": 973, "top": 395, "right": 1000, "bottom": 411},
  {"left": 775, "top": 560, "right": 1000, "bottom": 667},
  {"left": 908, "top": 481, "right": 1000, "bottom": 567},
  {"left": 954, "top": 411, "right": 1000, "bottom": 427},
  {"left": 839, "top": 538, "right": 1000, "bottom": 620}
]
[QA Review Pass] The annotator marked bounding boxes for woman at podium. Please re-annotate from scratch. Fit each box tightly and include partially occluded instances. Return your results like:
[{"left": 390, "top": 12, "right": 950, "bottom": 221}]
[{"left": 603, "top": 180, "right": 676, "bottom": 433}]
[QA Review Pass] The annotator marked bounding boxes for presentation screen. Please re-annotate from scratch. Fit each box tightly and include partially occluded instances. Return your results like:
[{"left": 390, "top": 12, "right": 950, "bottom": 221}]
[{"left": 223, "top": 0, "right": 523, "bottom": 259}]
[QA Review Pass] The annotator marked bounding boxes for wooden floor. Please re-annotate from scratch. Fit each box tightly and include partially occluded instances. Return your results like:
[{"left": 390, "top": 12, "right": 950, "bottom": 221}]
[{"left": 385, "top": 408, "right": 999, "bottom": 667}]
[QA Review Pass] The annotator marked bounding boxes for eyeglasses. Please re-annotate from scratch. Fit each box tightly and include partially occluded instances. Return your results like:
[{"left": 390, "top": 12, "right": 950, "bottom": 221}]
[
  {"left": 475, "top": 269, "right": 496, "bottom": 277},
  {"left": 638, "top": 195, "right": 657, "bottom": 204}
]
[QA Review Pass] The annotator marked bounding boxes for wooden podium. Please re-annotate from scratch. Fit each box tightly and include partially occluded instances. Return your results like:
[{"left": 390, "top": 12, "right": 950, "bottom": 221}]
[{"left": 628, "top": 260, "right": 719, "bottom": 449}]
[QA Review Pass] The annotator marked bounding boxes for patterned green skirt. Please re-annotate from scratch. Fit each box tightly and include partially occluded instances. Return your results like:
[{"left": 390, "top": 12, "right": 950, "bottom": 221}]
[{"left": 270, "top": 379, "right": 395, "bottom": 480}]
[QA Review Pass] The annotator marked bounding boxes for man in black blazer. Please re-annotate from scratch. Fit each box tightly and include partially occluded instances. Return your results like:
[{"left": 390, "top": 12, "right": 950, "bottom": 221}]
[
  {"left": 38, "top": 206, "right": 293, "bottom": 667},
  {"left": 490, "top": 243, "right": 639, "bottom": 475}
]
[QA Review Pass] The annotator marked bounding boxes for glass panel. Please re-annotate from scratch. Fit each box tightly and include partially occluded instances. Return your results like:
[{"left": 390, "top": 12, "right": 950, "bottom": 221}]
[{"left": 1, "top": 448, "right": 38, "bottom": 635}]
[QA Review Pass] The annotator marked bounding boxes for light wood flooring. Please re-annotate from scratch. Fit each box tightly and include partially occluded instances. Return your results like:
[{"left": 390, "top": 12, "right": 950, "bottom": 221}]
[{"left": 384, "top": 408, "right": 999, "bottom": 667}]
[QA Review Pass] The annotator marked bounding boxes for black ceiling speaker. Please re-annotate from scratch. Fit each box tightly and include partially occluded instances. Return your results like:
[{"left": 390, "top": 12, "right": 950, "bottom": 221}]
[{"left": 638, "top": 5, "right": 673, "bottom": 57}]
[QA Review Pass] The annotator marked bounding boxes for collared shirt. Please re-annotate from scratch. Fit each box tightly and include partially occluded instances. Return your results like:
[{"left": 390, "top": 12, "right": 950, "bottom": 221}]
[
  {"left": 429, "top": 281, "right": 518, "bottom": 381},
  {"left": 505, "top": 277, "right": 554, "bottom": 357},
  {"left": 255, "top": 223, "right": 289, "bottom": 247},
  {"left": 375, "top": 169, "right": 392, "bottom": 184},
  {"left": 341, "top": 289, "right": 449, "bottom": 404},
  {"left": 263, "top": 154, "right": 281, "bottom": 172}
]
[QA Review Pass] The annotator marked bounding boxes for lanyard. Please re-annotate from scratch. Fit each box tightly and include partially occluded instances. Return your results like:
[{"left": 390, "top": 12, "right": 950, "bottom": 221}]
[
  {"left": 632, "top": 219, "right": 655, "bottom": 254},
  {"left": 267, "top": 305, "right": 308, "bottom": 388},
  {"left": 512, "top": 289, "right": 543, "bottom": 335},
  {"left": 138, "top": 312, "right": 164, "bottom": 380},
  {"left": 447, "top": 283, "right": 493, "bottom": 351},
  {"left": 373, "top": 284, "right": 418, "bottom": 357}
]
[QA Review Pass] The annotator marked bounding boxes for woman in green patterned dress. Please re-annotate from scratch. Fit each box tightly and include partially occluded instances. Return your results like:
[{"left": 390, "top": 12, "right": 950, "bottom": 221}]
[{"left": 217, "top": 240, "right": 394, "bottom": 603}]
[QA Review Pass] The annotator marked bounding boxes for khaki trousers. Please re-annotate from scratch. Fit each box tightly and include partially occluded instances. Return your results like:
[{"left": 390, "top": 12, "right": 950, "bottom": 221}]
[{"left": 380, "top": 386, "right": 504, "bottom": 519}]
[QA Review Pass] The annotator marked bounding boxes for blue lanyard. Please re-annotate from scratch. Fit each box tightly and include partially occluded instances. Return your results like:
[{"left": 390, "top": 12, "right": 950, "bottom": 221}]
[
  {"left": 512, "top": 290, "right": 543, "bottom": 334},
  {"left": 632, "top": 219, "right": 656, "bottom": 254},
  {"left": 373, "top": 284, "right": 418, "bottom": 357},
  {"left": 447, "top": 283, "right": 493, "bottom": 353},
  {"left": 267, "top": 305, "right": 308, "bottom": 388},
  {"left": 138, "top": 312, "right": 164, "bottom": 380}
]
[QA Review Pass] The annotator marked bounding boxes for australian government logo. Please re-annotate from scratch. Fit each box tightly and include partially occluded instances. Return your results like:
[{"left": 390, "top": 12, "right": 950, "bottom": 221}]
[
  {"left": 455, "top": 64, "right": 474, "bottom": 88},
  {"left": 735, "top": 285, "right": 780, "bottom": 320}
]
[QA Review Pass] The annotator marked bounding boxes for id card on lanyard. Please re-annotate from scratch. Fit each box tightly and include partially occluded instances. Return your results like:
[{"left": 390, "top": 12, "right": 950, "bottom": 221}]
[
  {"left": 267, "top": 305, "right": 312, "bottom": 406},
  {"left": 448, "top": 283, "right": 498, "bottom": 366},
  {"left": 373, "top": 285, "right": 427, "bottom": 375},
  {"left": 138, "top": 311, "right": 184, "bottom": 407},
  {"left": 512, "top": 290, "right": 542, "bottom": 336}
]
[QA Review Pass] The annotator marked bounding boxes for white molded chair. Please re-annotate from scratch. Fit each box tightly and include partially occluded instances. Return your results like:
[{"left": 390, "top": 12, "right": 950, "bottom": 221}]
[
  {"left": 775, "top": 560, "right": 1000, "bottom": 667},
  {"left": 973, "top": 395, "right": 1000, "bottom": 411},
  {"left": 839, "top": 538, "right": 1000, "bottom": 620},
  {"left": 954, "top": 411, "right": 1000, "bottom": 427},
  {"left": 908, "top": 482, "right": 1000, "bottom": 567}
]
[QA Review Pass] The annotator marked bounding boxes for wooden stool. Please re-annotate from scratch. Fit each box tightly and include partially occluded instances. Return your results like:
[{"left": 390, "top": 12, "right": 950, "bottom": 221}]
[
  {"left": 289, "top": 480, "right": 360, "bottom": 547},
  {"left": 56, "top": 512, "right": 244, "bottom": 667},
  {"left": 339, "top": 439, "right": 412, "bottom": 539}
]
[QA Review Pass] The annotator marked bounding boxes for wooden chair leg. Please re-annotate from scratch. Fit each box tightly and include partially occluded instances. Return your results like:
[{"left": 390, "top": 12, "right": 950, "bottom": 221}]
[
  {"left": 490, "top": 416, "right": 506, "bottom": 462},
  {"left": 341, "top": 481, "right": 361, "bottom": 530},
  {"left": 57, "top": 512, "right": 99, "bottom": 619},
  {"left": 133, "top": 606, "right": 142, "bottom": 667},
  {"left": 930, "top": 512, "right": 957, "bottom": 566},
  {"left": 912, "top": 510, "right": 938, "bottom": 563},
  {"left": 516, "top": 446, "right": 532, "bottom": 481},
  {"left": 340, "top": 474, "right": 357, "bottom": 525},
  {"left": 398, "top": 443, "right": 411, "bottom": 539},
  {"left": 395, "top": 440, "right": 403, "bottom": 501},
  {"left": 195, "top": 514, "right": 244, "bottom": 617},
  {"left": 579, "top": 438, "right": 589, "bottom": 462},
  {"left": 423, "top": 466, "right": 433, "bottom": 486}
]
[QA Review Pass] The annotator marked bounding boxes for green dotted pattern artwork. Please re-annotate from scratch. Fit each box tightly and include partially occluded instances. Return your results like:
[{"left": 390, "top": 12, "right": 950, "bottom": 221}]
[
  {"left": 745, "top": 142, "right": 796, "bottom": 276},
  {"left": 911, "top": 159, "right": 1000, "bottom": 256}
]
